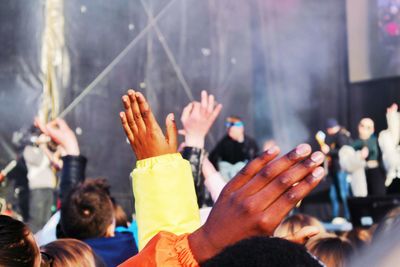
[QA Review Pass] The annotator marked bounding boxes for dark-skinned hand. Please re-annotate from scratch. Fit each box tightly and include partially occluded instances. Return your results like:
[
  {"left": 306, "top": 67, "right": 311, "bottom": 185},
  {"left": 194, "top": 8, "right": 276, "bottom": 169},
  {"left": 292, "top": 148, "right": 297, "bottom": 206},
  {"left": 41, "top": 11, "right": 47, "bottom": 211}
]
[
  {"left": 120, "top": 89, "right": 177, "bottom": 160},
  {"left": 188, "top": 144, "right": 325, "bottom": 262}
]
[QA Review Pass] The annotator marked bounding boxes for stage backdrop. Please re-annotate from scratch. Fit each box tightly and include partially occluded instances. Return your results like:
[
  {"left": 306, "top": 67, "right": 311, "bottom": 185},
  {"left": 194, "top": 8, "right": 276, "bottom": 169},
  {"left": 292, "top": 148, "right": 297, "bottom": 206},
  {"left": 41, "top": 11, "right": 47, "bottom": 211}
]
[{"left": 1, "top": 0, "right": 399, "bottom": 215}]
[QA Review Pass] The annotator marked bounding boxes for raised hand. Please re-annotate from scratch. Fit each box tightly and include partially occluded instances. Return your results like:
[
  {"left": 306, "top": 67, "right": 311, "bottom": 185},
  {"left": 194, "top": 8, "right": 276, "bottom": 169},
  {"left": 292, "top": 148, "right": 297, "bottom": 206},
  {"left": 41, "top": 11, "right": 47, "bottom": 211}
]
[
  {"left": 188, "top": 144, "right": 325, "bottom": 262},
  {"left": 120, "top": 89, "right": 177, "bottom": 160},
  {"left": 45, "top": 118, "right": 80, "bottom": 156},
  {"left": 387, "top": 103, "right": 398, "bottom": 114},
  {"left": 180, "top": 90, "right": 222, "bottom": 148}
]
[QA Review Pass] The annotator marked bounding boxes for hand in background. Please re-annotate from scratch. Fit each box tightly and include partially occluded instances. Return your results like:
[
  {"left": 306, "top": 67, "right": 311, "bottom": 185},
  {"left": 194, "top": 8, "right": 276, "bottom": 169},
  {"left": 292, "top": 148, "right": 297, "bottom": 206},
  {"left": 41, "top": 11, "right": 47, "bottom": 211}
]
[
  {"left": 189, "top": 144, "right": 325, "bottom": 263},
  {"left": 321, "top": 144, "right": 330, "bottom": 154},
  {"left": 180, "top": 90, "right": 222, "bottom": 148},
  {"left": 282, "top": 226, "right": 320, "bottom": 245},
  {"left": 45, "top": 119, "right": 80, "bottom": 156},
  {"left": 361, "top": 147, "right": 369, "bottom": 159},
  {"left": 120, "top": 89, "right": 177, "bottom": 160},
  {"left": 387, "top": 103, "right": 398, "bottom": 114}
]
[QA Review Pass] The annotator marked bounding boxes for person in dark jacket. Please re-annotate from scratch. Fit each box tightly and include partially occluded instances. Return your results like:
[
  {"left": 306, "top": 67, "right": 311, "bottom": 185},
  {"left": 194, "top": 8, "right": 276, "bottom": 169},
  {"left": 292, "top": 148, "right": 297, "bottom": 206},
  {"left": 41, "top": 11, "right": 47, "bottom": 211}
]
[
  {"left": 321, "top": 118, "right": 352, "bottom": 220},
  {"left": 210, "top": 116, "right": 259, "bottom": 181}
]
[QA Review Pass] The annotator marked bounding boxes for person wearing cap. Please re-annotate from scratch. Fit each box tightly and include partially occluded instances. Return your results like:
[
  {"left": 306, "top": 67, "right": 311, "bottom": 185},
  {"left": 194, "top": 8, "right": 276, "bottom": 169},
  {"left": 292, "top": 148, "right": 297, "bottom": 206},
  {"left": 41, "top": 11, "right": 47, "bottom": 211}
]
[
  {"left": 320, "top": 118, "right": 352, "bottom": 220},
  {"left": 209, "top": 116, "right": 259, "bottom": 181}
]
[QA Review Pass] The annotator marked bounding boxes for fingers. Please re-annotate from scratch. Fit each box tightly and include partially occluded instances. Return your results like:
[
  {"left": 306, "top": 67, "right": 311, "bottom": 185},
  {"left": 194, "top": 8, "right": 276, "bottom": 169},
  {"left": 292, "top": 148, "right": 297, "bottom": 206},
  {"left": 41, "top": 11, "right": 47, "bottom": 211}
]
[
  {"left": 210, "top": 103, "right": 223, "bottom": 122},
  {"left": 135, "top": 92, "right": 159, "bottom": 131},
  {"left": 127, "top": 90, "right": 146, "bottom": 132},
  {"left": 165, "top": 113, "right": 178, "bottom": 150},
  {"left": 45, "top": 120, "right": 63, "bottom": 140},
  {"left": 201, "top": 90, "right": 208, "bottom": 111},
  {"left": 181, "top": 102, "right": 194, "bottom": 123},
  {"left": 54, "top": 118, "right": 69, "bottom": 130},
  {"left": 235, "top": 144, "right": 312, "bottom": 197},
  {"left": 207, "top": 94, "right": 215, "bottom": 114},
  {"left": 259, "top": 167, "right": 325, "bottom": 232},
  {"left": 122, "top": 95, "right": 138, "bottom": 136},
  {"left": 34, "top": 117, "right": 49, "bottom": 135},
  {"left": 247, "top": 151, "right": 325, "bottom": 211},
  {"left": 178, "top": 129, "right": 187, "bottom": 136},
  {"left": 285, "top": 226, "right": 320, "bottom": 245},
  {"left": 222, "top": 146, "right": 281, "bottom": 195},
  {"left": 120, "top": 112, "right": 134, "bottom": 146}
]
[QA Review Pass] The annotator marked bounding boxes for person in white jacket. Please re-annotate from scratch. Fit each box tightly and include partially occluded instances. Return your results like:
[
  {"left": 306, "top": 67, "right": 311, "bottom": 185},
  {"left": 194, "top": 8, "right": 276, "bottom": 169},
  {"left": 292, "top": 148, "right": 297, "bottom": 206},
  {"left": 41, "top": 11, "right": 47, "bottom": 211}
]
[{"left": 379, "top": 103, "right": 400, "bottom": 193}]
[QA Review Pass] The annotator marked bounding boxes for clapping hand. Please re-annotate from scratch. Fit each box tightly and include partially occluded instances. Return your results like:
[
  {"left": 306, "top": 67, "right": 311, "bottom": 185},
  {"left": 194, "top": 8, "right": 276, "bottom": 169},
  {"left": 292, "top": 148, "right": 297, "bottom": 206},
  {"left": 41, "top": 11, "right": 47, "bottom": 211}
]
[{"left": 120, "top": 90, "right": 177, "bottom": 160}]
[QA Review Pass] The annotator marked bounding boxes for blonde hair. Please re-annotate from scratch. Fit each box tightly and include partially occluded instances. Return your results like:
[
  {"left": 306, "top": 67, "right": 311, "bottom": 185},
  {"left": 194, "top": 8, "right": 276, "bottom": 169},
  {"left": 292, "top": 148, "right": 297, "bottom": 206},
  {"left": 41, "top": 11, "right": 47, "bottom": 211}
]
[
  {"left": 274, "top": 214, "right": 325, "bottom": 239},
  {"left": 306, "top": 234, "right": 354, "bottom": 267},
  {"left": 41, "top": 238, "right": 104, "bottom": 267}
]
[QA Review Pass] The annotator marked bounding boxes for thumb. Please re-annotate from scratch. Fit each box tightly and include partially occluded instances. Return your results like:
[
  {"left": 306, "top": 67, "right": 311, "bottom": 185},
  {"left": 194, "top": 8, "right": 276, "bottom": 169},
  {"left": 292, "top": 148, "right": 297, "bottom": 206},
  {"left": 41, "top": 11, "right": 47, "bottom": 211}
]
[
  {"left": 165, "top": 113, "right": 178, "bottom": 150},
  {"left": 285, "top": 226, "right": 320, "bottom": 245},
  {"left": 178, "top": 129, "right": 187, "bottom": 136}
]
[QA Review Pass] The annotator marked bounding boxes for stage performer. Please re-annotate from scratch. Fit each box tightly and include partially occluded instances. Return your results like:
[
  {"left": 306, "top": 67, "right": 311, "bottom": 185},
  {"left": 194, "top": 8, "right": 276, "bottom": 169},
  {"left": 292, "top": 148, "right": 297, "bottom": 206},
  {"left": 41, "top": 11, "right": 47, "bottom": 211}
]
[
  {"left": 209, "top": 116, "right": 259, "bottom": 181},
  {"left": 320, "top": 119, "right": 352, "bottom": 220}
]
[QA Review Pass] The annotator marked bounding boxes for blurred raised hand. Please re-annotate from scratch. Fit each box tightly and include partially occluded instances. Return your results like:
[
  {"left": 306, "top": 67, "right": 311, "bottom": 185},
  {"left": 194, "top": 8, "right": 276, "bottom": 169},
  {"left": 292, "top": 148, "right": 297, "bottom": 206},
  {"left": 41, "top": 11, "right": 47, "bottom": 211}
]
[
  {"left": 180, "top": 90, "right": 222, "bottom": 148},
  {"left": 387, "top": 103, "right": 398, "bottom": 114},
  {"left": 120, "top": 89, "right": 177, "bottom": 160},
  {"left": 45, "top": 119, "right": 80, "bottom": 156},
  {"left": 34, "top": 117, "right": 79, "bottom": 156},
  {"left": 188, "top": 144, "right": 325, "bottom": 262}
]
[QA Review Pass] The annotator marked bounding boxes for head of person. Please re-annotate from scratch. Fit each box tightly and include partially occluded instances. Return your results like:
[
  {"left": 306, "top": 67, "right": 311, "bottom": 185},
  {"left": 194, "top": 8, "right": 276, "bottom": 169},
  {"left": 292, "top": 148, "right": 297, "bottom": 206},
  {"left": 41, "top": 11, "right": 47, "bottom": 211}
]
[
  {"left": 226, "top": 116, "right": 244, "bottom": 142},
  {"left": 306, "top": 234, "right": 354, "bottom": 267},
  {"left": 201, "top": 236, "right": 323, "bottom": 267},
  {"left": 326, "top": 118, "right": 340, "bottom": 135},
  {"left": 373, "top": 206, "right": 400, "bottom": 241},
  {"left": 341, "top": 227, "right": 372, "bottom": 251},
  {"left": 274, "top": 213, "right": 325, "bottom": 240},
  {"left": 60, "top": 178, "right": 115, "bottom": 240},
  {"left": 358, "top": 118, "right": 375, "bottom": 140},
  {"left": 40, "top": 238, "right": 106, "bottom": 267},
  {"left": 0, "top": 215, "right": 41, "bottom": 267}
]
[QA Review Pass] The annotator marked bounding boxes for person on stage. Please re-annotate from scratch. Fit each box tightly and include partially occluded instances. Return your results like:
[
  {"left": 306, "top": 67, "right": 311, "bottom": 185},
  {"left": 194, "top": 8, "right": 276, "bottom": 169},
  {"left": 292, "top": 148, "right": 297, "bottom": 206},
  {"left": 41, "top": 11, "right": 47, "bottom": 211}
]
[
  {"left": 320, "top": 119, "right": 352, "bottom": 220},
  {"left": 209, "top": 116, "right": 259, "bottom": 181},
  {"left": 352, "top": 118, "right": 386, "bottom": 196}
]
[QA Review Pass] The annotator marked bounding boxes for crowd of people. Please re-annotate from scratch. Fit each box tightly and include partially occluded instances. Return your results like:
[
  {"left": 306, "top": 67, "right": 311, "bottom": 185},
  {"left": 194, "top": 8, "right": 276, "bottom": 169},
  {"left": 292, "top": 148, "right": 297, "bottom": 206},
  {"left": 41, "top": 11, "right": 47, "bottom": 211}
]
[{"left": 0, "top": 90, "right": 400, "bottom": 266}]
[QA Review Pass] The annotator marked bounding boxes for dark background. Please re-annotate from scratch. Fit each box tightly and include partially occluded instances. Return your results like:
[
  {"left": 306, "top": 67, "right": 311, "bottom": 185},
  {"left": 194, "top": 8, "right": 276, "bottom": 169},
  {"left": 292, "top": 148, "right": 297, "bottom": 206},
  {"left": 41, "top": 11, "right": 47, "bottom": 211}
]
[{"left": 1, "top": 0, "right": 399, "bottom": 215}]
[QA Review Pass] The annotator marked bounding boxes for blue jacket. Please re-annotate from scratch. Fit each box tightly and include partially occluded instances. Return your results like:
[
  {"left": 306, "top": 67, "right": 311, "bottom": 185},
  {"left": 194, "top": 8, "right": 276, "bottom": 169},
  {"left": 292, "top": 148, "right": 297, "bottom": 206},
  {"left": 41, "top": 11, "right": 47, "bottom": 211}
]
[{"left": 85, "top": 232, "right": 138, "bottom": 267}]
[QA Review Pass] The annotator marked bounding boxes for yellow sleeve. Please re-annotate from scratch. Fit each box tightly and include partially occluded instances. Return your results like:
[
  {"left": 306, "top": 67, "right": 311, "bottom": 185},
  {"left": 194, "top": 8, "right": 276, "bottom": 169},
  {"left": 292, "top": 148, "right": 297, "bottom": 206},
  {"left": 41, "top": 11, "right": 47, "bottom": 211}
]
[{"left": 132, "top": 153, "right": 200, "bottom": 250}]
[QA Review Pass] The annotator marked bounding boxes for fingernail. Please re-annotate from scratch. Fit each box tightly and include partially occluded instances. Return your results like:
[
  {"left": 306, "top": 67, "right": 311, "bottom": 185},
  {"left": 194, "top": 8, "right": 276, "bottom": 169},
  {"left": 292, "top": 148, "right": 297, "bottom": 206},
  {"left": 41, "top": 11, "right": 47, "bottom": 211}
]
[
  {"left": 312, "top": 167, "right": 325, "bottom": 179},
  {"left": 267, "top": 146, "right": 279, "bottom": 155},
  {"left": 311, "top": 152, "right": 325, "bottom": 163},
  {"left": 128, "top": 89, "right": 135, "bottom": 95},
  {"left": 306, "top": 167, "right": 324, "bottom": 183},
  {"left": 289, "top": 144, "right": 310, "bottom": 160},
  {"left": 296, "top": 144, "right": 310, "bottom": 156},
  {"left": 170, "top": 113, "right": 175, "bottom": 122}
]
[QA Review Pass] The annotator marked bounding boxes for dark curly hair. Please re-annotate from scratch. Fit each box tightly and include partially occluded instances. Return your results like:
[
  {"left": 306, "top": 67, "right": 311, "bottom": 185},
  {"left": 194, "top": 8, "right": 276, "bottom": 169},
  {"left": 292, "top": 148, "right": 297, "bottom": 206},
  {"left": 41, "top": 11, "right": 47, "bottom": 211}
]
[{"left": 60, "top": 178, "right": 114, "bottom": 240}]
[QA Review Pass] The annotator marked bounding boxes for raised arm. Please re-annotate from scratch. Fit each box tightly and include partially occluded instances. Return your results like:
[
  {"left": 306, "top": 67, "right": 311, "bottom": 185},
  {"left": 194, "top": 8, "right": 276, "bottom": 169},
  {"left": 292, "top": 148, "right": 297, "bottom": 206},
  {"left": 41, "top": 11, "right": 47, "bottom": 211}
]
[
  {"left": 121, "top": 144, "right": 325, "bottom": 266},
  {"left": 180, "top": 90, "right": 222, "bottom": 206},
  {"left": 189, "top": 144, "right": 325, "bottom": 263},
  {"left": 36, "top": 118, "right": 86, "bottom": 202},
  {"left": 120, "top": 90, "right": 200, "bottom": 250}
]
